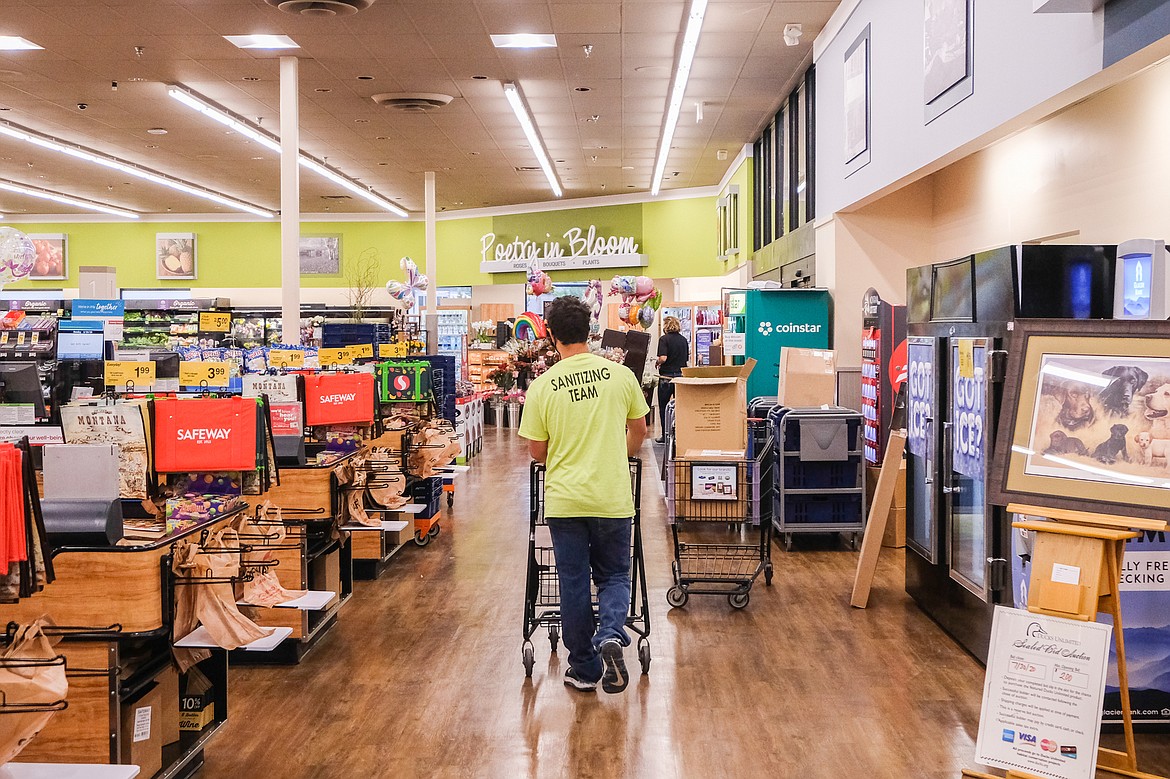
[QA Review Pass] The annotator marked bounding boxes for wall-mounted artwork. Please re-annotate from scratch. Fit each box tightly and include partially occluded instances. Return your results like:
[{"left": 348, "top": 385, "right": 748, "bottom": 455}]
[
  {"left": 27, "top": 234, "right": 67, "bottom": 279},
  {"left": 843, "top": 24, "right": 871, "bottom": 175},
  {"left": 923, "top": 0, "right": 974, "bottom": 123},
  {"left": 156, "top": 233, "right": 197, "bottom": 280},
  {"left": 300, "top": 235, "right": 341, "bottom": 275}
]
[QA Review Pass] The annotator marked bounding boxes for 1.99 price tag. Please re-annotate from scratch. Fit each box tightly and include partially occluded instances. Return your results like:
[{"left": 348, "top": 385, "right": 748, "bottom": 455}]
[{"left": 105, "top": 360, "right": 156, "bottom": 387}]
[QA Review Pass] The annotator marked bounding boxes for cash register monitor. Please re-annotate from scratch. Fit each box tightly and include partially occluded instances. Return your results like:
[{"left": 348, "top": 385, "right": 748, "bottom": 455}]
[
  {"left": 1114, "top": 238, "right": 1169, "bottom": 320},
  {"left": 0, "top": 361, "right": 47, "bottom": 421}
]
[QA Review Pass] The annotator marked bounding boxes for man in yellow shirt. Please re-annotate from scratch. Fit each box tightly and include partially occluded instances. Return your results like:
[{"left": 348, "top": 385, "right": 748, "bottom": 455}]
[{"left": 519, "top": 297, "right": 649, "bottom": 693}]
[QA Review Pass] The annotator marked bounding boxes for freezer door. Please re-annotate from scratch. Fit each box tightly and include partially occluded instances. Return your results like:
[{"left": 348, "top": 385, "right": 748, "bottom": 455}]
[
  {"left": 945, "top": 337, "right": 995, "bottom": 600},
  {"left": 906, "top": 336, "right": 942, "bottom": 563}
]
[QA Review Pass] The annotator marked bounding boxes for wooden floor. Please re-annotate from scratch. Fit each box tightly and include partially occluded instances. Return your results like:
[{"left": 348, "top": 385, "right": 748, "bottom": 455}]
[{"left": 203, "top": 430, "right": 1170, "bottom": 779}]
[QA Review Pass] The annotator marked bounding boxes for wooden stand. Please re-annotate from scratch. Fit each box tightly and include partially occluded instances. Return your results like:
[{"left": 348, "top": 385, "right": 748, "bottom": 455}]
[
  {"left": 850, "top": 430, "right": 907, "bottom": 608},
  {"left": 963, "top": 504, "right": 1169, "bottom": 779}
]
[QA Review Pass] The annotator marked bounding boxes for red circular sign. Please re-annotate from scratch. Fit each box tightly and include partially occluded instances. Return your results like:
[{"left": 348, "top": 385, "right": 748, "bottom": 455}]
[{"left": 393, "top": 375, "right": 411, "bottom": 391}]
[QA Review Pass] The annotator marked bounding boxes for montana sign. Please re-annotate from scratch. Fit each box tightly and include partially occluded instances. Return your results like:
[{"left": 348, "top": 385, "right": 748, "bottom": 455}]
[{"left": 479, "top": 226, "right": 648, "bottom": 273}]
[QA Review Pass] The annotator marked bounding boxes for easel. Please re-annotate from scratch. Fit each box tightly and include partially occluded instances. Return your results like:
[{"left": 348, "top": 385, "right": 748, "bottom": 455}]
[{"left": 963, "top": 503, "right": 1169, "bottom": 779}]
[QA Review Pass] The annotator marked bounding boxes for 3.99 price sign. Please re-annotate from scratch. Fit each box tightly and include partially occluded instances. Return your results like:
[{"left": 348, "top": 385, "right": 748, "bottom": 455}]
[{"left": 180, "top": 361, "right": 230, "bottom": 387}]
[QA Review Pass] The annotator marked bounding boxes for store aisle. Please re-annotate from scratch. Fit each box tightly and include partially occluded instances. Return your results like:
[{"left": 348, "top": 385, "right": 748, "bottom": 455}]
[{"left": 203, "top": 431, "right": 1170, "bottom": 779}]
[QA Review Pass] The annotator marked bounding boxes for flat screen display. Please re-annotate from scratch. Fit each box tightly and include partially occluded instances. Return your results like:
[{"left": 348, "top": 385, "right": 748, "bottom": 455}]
[
  {"left": 1120, "top": 252, "right": 1153, "bottom": 318},
  {"left": 57, "top": 330, "right": 105, "bottom": 360}
]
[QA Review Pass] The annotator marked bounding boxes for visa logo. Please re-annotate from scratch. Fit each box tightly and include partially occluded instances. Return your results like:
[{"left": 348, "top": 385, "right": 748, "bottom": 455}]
[
  {"left": 1018, "top": 733, "right": 1037, "bottom": 744},
  {"left": 1001, "top": 729, "right": 1015, "bottom": 743},
  {"left": 321, "top": 393, "right": 357, "bottom": 405}
]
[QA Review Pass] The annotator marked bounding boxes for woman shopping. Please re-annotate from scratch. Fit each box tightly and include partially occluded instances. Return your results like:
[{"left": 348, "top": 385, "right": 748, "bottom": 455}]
[{"left": 655, "top": 316, "right": 689, "bottom": 443}]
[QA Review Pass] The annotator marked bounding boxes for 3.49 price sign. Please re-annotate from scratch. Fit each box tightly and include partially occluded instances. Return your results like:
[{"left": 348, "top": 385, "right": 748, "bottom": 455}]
[{"left": 952, "top": 339, "right": 986, "bottom": 480}]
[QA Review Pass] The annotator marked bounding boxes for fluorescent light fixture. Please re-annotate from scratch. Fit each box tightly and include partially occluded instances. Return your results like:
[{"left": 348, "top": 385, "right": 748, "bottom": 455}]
[
  {"left": 224, "top": 34, "right": 299, "bottom": 50},
  {"left": 0, "top": 36, "right": 42, "bottom": 51},
  {"left": 491, "top": 33, "right": 557, "bottom": 49},
  {"left": 0, "top": 120, "right": 275, "bottom": 217},
  {"left": 651, "top": 0, "right": 708, "bottom": 196},
  {"left": 503, "top": 82, "right": 562, "bottom": 198},
  {"left": 167, "top": 85, "right": 408, "bottom": 217},
  {"left": 0, "top": 178, "right": 138, "bottom": 218}
]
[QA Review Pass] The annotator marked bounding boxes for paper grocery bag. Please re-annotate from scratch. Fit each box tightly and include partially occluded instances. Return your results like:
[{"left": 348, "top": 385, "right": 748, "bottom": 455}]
[{"left": 0, "top": 620, "right": 69, "bottom": 763}]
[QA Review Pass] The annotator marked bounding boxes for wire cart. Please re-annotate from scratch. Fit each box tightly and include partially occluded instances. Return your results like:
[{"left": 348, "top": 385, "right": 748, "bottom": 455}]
[
  {"left": 770, "top": 406, "right": 866, "bottom": 551},
  {"left": 665, "top": 425, "right": 774, "bottom": 609},
  {"left": 522, "top": 458, "right": 651, "bottom": 678}
]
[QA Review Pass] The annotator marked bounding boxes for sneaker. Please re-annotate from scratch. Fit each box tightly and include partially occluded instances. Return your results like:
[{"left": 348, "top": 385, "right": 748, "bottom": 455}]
[
  {"left": 564, "top": 667, "right": 597, "bottom": 692},
  {"left": 599, "top": 639, "right": 629, "bottom": 694},
  {"left": 653, "top": 437, "right": 665, "bottom": 444}
]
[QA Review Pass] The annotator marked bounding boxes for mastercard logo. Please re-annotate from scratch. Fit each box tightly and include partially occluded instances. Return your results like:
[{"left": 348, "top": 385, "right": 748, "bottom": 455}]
[
  {"left": 1041, "top": 740, "right": 1057, "bottom": 753},
  {"left": 393, "top": 375, "right": 411, "bottom": 391}
]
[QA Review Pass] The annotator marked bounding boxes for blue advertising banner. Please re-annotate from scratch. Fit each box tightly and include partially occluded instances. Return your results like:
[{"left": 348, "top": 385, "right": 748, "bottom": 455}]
[
  {"left": 952, "top": 340, "right": 986, "bottom": 480},
  {"left": 72, "top": 299, "right": 124, "bottom": 319},
  {"left": 907, "top": 339, "right": 934, "bottom": 459}
]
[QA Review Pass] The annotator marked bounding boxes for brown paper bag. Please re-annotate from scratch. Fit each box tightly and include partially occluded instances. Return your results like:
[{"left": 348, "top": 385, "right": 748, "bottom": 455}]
[{"left": 0, "top": 621, "right": 69, "bottom": 762}]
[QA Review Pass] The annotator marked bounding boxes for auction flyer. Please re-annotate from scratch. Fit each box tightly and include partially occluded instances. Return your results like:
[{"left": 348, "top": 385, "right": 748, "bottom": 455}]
[{"left": 975, "top": 607, "right": 1112, "bottom": 779}]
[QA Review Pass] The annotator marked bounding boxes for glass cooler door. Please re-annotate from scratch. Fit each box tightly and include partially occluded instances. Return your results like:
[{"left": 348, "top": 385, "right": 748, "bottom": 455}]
[
  {"left": 906, "top": 336, "right": 942, "bottom": 563},
  {"left": 945, "top": 337, "right": 994, "bottom": 600}
]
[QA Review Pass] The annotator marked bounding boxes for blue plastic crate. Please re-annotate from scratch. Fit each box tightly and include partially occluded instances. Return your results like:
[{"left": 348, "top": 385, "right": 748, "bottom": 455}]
[
  {"left": 780, "top": 414, "right": 862, "bottom": 453},
  {"left": 784, "top": 494, "right": 863, "bottom": 525},
  {"left": 783, "top": 458, "right": 861, "bottom": 490}
]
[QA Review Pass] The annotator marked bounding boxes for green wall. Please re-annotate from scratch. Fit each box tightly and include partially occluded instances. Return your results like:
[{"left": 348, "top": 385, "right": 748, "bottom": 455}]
[
  {"left": 7, "top": 193, "right": 722, "bottom": 290},
  {"left": 720, "top": 157, "right": 753, "bottom": 272}
]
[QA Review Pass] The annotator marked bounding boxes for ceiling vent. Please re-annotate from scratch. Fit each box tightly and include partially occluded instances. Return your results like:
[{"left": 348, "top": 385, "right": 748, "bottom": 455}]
[
  {"left": 514, "top": 166, "right": 541, "bottom": 172},
  {"left": 264, "top": 0, "right": 375, "bottom": 17},
  {"left": 320, "top": 195, "right": 353, "bottom": 200},
  {"left": 371, "top": 93, "right": 453, "bottom": 112}
]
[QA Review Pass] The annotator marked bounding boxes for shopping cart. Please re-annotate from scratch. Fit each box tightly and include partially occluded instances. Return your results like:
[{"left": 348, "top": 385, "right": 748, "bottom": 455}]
[
  {"left": 665, "top": 425, "right": 774, "bottom": 609},
  {"left": 522, "top": 458, "right": 651, "bottom": 678}
]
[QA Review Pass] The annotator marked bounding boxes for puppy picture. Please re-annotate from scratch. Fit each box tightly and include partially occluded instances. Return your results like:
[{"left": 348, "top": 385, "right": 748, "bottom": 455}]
[
  {"left": 1101, "top": 366, "right": 1150, "bottom": 417},
  {"left": 1092, "top": 424, "right": 1130, "bottom": 465},
  {"left": 1044, "top": 430, "right": 1089, "bottom": 457},
  {"left": 1027, "top": 353, "right": 1170, "bottom": 487}
]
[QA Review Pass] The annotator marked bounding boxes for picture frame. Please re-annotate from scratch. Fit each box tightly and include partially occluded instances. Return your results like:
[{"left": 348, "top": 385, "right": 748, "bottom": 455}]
[
  {"left": 300, "top": 235, "right": 341, "bottom": 275},
  {"left": 988, "top": 319, "right": 1170, "bottom": 520},
  {"left": 27, "top": 233, "right": 67, "bottom": 280},
  {"left": 156, "top": 233, "right": 197, "bottom": 280},
  {"left": 843, "top": 24, "right": 871, "bottom": 174},
  {"left": 923, "top": 0, "right": 974, "bottom": 124}
]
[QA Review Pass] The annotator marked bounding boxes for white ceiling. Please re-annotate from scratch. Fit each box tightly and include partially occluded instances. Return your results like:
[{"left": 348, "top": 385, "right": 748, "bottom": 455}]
[{"left": 0, "top": 0, "right": 838, "bottom": 217}]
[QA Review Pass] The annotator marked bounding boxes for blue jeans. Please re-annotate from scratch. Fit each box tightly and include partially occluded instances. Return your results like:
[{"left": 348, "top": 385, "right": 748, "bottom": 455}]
[{"left": 547, "top": 516, "right": 632, "bottom": 682}]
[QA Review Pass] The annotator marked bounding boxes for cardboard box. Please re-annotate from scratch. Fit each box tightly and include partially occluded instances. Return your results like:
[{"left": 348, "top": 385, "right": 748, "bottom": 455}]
[
  {"left": 673, "top": 359, "right": 756, "bottom": 457},
  {"left": 778, "top": 348, "right": 836, "bottom": 408},
  {"left": 311, "top": 548, "right": 341, "bottom": 592},
  {"left": 865, "top": 461, "right": 906, "bottom": 512},
  {"left": 157, "top": 665, "right": 181, "bottom": 747},
  {"left": 883, "top": 507, "right": 907, "bottom": 548},
  {"left": 121, "top": 682, "right": 164, "bottom": 777}
]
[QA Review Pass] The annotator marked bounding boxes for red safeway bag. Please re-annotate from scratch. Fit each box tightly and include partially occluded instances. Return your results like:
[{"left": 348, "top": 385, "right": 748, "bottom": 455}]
[
  {"left": 154, "top": 397, "right": 258, "bottom": 473},
  {"left": 303, "top": 373, "right": 375, "bottom": 427}
]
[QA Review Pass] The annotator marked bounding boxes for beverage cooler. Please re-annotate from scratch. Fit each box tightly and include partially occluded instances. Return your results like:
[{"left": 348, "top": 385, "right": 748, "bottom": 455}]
[
  {"left": 904, "top": 244, "right": 1115, "bottom": 662},
  {"left": 660, "top": 303, "right": 722, "bottom": 367},
  {"left": 436, "top": 308, "right": 469, "bottom": 383}
]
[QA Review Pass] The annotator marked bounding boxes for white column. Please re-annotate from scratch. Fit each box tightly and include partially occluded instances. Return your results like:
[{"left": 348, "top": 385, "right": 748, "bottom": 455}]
[
  {"left": 424, "top": 171, "right": 437, "bottom": 314},
  {"left": 279, "top": 56, "right": 301, "bottom": 345}
]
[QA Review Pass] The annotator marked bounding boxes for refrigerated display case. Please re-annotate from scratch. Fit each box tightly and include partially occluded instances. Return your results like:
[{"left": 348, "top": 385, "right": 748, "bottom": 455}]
[
  {"left": 437, "top": 308, "right": 470, "bottom": 383},
  {"left": 659, "top": 303, "right": 722, "bottom": 366},
  {"left": 119, "top": 298, "right": 231, "bottom": 350},
  {"left": 904, "top": 245, "right": 1116, "bottom": 663}
]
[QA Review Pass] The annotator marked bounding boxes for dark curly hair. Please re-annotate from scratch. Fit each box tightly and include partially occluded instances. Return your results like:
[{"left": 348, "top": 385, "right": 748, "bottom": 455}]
[{"left": 544, "top": 296, "right": 591, "bottom": 345}]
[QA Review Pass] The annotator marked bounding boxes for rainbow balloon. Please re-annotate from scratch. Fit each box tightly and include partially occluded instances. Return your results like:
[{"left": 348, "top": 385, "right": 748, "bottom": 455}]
[{"left": 514, "top": 311, "right": 547, "bottom": 340}]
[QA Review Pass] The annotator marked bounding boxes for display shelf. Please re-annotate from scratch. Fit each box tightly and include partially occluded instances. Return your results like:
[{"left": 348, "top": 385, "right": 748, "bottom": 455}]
[
  {"left": 350, "top": 514, "right": 414, "bottom": 580},
  {"left": 1, "top": 766, "right": 139, "bottom": 779},
  {"left": 176, "top": 626, "right": 293, "bottom": 651}
]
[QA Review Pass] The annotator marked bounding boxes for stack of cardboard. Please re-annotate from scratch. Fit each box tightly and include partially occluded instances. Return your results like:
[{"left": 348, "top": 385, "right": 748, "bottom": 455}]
[
  {"left": 866, "top": 460, "right": 907, "bottom": 548},
  {"left": 777, "top": 347, "right": 837, "bottom": 408},
  {"left": 672, "top": 359, "right": 756, "bottom": 459}
]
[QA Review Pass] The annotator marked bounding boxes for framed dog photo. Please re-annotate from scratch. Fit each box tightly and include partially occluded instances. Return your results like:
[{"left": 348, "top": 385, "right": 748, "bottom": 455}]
[{"left": 989, "top": 319, "right": 1170, "bottom": 520}]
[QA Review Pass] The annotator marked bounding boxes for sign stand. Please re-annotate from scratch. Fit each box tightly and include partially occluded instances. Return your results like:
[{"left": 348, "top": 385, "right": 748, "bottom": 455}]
[
  {"left": 963, "top": 503, "right": 1169, "bottom": 779},
  {"left": 850, "top": 429, "right": 906, "bottom": 608}
]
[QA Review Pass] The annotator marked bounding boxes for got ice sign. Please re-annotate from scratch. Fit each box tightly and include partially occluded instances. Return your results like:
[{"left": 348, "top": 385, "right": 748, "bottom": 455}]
[
  {"left": 907, "top": 339, "right": 935, "bottom": 459},
  {"left": 952, "top": 340, "right": 987, "bottom": 479}
]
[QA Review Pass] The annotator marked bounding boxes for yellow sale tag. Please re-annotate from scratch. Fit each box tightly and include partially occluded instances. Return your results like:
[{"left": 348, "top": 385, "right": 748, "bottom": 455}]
[
  {"left": 199, "top": 311, "right": 231, "bottom": 332},
  {"left": 180, "top": 361, "right": 230, "bottom": 387},
  {"left": 958, "top": 339, "right": 975, "bottom": 379},
  {"left": 379, "top": 343, "right": 407, "bottom": 358},
  {"left": 319, "top": 346, "right": 354, "bottom": 366},
  {"left": 351, "top": 343, "right": 374, "bottom": 359},
  {"left": 269, "top": 349, "right": 305, "bottom": 369},
  {"left": 105, "top": 360, "right": 156, "bottom": 387}
]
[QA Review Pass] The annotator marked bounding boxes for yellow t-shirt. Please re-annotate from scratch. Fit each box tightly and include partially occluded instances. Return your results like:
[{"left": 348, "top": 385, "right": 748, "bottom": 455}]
[{"left": 518, "top": 352, "right": 650, "bottom": 518}]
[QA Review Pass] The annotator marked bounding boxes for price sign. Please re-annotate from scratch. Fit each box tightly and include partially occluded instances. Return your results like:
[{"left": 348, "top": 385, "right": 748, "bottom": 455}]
[
  {"left": 958, "top": 339, "right": 975, "bottom": 379},
  {"left": 351, "top": 343, "right": 374, "bottom": 359},
  {"left": 199, "top": 311, "right": 231, "bottom": 332},
  {"left": 105, "top": 360, "right": 156, "bottom": 386},
  {"left": 379, "top": 343, "right": 408, "bottom": 358},
  {"left": 269, "top": 349, "right": 305, "bottom": 369},
  {"left": 319, "top": 346, "right": 354, "bottom": 366},
  {"left": 180, "top": 361, "right": 230, "bottom": 387}
]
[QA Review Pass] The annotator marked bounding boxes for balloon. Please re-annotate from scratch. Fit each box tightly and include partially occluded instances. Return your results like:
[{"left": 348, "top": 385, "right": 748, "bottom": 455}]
[
  {"left": 638, "top": 304, "right": 656, "bottom": 328},
  {"left": 386, "top": 280, "right": 414, "bottom": 309},
  {"left": 617, "top": 301, "right": 631, "bottom": 322},
  {"left": 634, "top": 276, "right": 654, "bottom": 298},
  {"left": 626, "top": 304, "right": 641, "bottom": 326},
  {"left": 0, "top": 227, "right": 35, "bottom": 285},
  {"left": 528, "top": 271, "right": 553, "bottom": 297}
]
